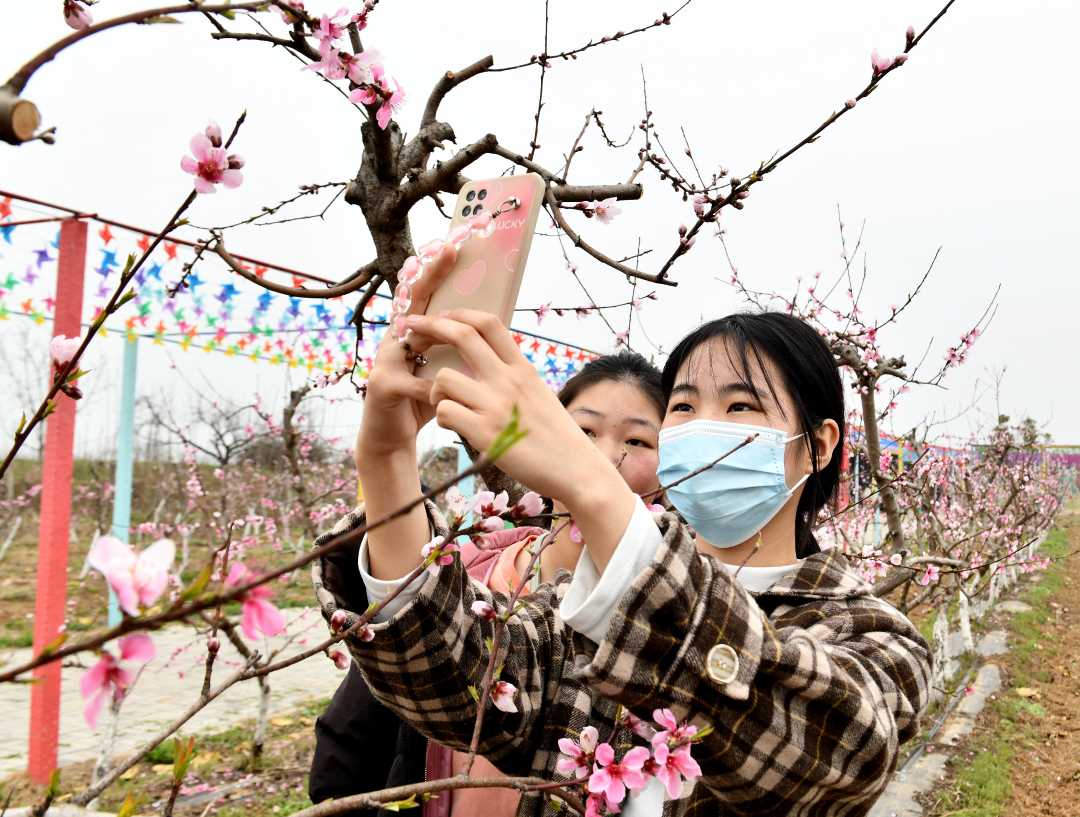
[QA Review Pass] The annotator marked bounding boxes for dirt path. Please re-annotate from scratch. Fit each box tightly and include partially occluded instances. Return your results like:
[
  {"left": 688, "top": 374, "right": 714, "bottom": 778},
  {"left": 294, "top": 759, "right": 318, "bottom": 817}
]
[
  {"left": 924, "top": 511, "right": 1080, "bottom": 816},
  {"left": 1002, "top": 513, "right": 1080, "bottom": 815}
]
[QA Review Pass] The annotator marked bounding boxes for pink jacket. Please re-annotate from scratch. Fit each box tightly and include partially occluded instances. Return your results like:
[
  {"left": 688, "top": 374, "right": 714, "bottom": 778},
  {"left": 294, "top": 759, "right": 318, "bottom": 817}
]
[{"left": 422, "top": 526, "right": 545, "bottom": 817}]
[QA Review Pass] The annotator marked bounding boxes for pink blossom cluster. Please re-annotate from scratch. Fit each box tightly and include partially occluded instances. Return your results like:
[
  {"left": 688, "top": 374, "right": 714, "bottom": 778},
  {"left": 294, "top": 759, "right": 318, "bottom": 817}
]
[
  {"left": 556, "top": 708, "right": 703, "bottom": 814},
  {"left": 293, "top": 5, "right": 405, "bottom": 129}
]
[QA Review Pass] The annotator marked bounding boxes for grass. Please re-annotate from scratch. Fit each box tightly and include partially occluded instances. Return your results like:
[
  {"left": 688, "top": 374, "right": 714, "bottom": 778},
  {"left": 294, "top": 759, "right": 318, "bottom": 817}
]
[{"left": 926, "top": 526, "right": 1070, "bottom": 817}]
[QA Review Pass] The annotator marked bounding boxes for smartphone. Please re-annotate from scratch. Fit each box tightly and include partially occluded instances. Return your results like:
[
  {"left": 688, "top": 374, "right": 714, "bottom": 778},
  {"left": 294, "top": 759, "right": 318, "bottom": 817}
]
[{"left": 415, "top": 173, "right": 546, "bottom": 380}]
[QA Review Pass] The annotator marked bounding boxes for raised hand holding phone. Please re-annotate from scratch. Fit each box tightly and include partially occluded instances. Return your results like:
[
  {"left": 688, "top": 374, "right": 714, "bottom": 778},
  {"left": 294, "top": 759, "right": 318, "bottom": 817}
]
[{"left": 412, "top": 173, "right": 546, "bottom": 381}]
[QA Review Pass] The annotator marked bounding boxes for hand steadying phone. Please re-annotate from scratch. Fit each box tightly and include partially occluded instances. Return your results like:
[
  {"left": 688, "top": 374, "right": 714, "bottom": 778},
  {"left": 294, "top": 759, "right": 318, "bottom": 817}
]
[{"left": 414, "top": 173, "right": 546, "bottom": 381}]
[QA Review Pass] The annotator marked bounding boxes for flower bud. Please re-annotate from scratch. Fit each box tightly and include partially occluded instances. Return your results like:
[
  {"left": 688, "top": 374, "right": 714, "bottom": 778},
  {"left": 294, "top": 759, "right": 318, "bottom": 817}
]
[
  {"left": 329, "top": 609, "right": 349, "bottom": 633},
  {"left": 205, "top": 121, "right": 223, "bottom": 147},
  {"left": 329, "top": 649, "right": 350, "bottom": 670},
  {"left": 845, "top": 99, "right": 856, "bottom": 109},
  {"left": 227, "top": 154, "right": 245, "bottom": 170},
  {"left": 678, "top": 224, "right": 688, "bottom": 237},
  {"left": 207, "top": 637, "right": 220, "bottom": 655}
]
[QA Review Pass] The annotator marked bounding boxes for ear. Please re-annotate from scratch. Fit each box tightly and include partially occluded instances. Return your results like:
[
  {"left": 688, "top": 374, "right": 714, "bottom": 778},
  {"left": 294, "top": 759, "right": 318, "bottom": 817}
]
[{"left": 811, "top": 419, "right": 841, "bottom": 473}]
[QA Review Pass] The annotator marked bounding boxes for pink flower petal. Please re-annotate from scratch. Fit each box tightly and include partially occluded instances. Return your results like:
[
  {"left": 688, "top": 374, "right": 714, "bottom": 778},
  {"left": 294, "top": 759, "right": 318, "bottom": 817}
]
[
  {"left": 79, "top": 655, "right": 111, "bottom": 700},
  {"left": 118, "top": 633, "right": 155, "bottom": 664},
  {"left": 190, "top": 133, "right": 212, "bottom": 162},
  {"left": 83, "top": 687, "right": 108, "bottom": 729},
  {"left": 180, "top": 156, "right": 198, "bottom": 175},
  {"left": 193, "top": 177, "right": 217, "bottom": 195},
  {"left": 595, "top": 742, "right": 614, "bottom": 766},
  {"left": 376, "top": 102, "right": 392, "bottom": 130},
  {"left": 221, "top": 169, "right": 244, "bottom": 189}
]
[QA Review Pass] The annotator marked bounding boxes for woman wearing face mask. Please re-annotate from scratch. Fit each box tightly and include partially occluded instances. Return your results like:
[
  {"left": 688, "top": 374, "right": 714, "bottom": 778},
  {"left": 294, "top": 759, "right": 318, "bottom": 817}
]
[
  {"left": 309, "top": 351, "right": 666, "bottom": 817},
  {"left": 313, "top": 245, "right": 930, "bottom": 817}
]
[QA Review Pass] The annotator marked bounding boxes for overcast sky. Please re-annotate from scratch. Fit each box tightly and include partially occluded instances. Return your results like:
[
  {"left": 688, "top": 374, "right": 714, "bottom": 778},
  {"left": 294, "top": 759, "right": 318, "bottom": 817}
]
[{"left": 1, "top": 0, "right": 1078, "bottom": 460}]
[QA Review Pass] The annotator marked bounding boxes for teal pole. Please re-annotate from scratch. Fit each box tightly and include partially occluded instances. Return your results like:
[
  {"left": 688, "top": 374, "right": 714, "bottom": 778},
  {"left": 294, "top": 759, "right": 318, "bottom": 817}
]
[
  {"left": 108, "top": 335, "right": 139, "bottom": 626},
  {"left": 457, "top": 442, "right": 474, "bottom": 528}
]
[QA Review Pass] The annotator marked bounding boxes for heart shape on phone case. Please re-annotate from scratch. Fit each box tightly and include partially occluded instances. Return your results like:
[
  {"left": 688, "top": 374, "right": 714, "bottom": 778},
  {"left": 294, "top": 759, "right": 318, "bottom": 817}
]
[{"left": 452, "top": 259, "right": 487, "bottom": 295}]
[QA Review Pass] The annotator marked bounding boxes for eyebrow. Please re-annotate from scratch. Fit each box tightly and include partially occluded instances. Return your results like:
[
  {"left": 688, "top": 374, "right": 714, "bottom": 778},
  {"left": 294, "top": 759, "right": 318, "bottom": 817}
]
[
  {"left": 669, "top": 382, "right": 762, "bottom": 400},
  {"left": 571, "top": 407, "right": 660, "bottom": 432}
]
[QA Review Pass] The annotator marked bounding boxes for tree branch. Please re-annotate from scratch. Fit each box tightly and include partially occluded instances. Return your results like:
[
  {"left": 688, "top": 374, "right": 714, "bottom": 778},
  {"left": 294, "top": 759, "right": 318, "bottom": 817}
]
[{"left": 545, "top": 189, "right": 676, "bottom": 286}]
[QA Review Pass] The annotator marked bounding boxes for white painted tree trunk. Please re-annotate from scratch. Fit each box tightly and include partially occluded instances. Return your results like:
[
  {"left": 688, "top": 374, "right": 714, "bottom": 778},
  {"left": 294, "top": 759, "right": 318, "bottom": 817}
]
[
  {"left": 931, "top": 605, "right": 950, "bottom": 690},
  {"left": 957, "top": 587, "right": 975, "bottom": 654},
  {"left": 0, "top": 514, "right": 22, "bottom": 562}
]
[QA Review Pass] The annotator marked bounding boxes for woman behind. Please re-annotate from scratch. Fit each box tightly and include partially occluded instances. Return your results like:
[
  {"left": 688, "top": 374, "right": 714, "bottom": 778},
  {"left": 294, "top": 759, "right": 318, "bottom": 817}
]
[
  {"left": 313, "top": 244, "right": 931, "bottom": 816},
  {"left": 309, "top": 351, "right": 666, "bottom": 817}
]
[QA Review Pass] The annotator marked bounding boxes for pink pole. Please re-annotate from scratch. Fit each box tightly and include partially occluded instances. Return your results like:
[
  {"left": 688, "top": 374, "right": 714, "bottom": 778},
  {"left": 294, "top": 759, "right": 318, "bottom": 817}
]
[{"left": 28, "top": 218, "right": 87, "bottom": 783}]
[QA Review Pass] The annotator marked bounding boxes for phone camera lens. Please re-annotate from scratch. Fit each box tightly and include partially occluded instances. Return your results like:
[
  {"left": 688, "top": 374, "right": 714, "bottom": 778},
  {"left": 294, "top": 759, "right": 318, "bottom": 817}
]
[
  {"left": 477, "top": 189, "right": 488, "bottom": 201},
  {"left": 472, "top": 203, "right": 483, "bottom": 214},
  {"left": 466, "top": 190, "right": 476, "bottom": 202},
  {"left": 462, "top": 205, "right": 472, "bottom": 217}
]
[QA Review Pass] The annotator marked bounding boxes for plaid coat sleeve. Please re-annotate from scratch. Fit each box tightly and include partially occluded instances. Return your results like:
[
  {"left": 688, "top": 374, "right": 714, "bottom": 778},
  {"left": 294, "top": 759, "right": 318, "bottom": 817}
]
[
  {"left": 311, "top": 502, "right": 565, "bottom": 777},
  {"left": 576, "top": 512, "right": 932, "bottom": 816}
]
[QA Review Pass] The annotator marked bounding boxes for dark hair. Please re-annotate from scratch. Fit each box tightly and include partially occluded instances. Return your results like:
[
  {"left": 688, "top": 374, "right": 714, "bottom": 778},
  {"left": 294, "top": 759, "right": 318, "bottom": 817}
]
[
  {"left": 558, "top": 350, "right": 665, "bottom": 418},
  {"left": 660, "top": 312, "right": 845, "bottom": 558}
]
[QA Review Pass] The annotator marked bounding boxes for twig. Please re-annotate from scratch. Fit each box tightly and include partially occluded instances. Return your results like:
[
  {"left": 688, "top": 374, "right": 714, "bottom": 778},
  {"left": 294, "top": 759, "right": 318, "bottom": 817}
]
[{"left": 488, "top": 1, "right": 694, "bottom": 72}]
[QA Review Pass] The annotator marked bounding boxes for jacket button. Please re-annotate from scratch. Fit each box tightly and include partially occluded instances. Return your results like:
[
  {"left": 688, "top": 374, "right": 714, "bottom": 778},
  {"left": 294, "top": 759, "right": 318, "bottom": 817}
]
[{"left": 706, "top": 643, "right": 739, "bottom": 684}]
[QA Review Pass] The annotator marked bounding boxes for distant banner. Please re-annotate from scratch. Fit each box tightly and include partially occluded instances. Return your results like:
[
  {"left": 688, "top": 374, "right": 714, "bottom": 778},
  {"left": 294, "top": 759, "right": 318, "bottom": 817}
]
[{"left": 0, "top": 199, "right": 597, "bottom": 388}]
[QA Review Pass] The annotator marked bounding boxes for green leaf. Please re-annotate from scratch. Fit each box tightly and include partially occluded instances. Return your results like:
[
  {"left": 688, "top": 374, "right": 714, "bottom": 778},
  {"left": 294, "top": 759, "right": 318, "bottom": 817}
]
[
  {"left": 38, "top": 632, "right": 66, "bottom": 656},
  {"left": 14, "top": 412, "right": 26, "bottom": 437},
  {"left": 172, "top": 736, "right": 196, "bottom": 782},
  {"left": 116, "top": 289, "right": 138, "bottom": 309},
  {"left": 43, "top": 399, "right": 57, "bottom": 419},
  {"left": 220, "top": 9, "right": 236, "bottom": 19},
  {"left": 141, "top": 14, "right": 181, "bottom": 24},
  {"left": 46, "top": 769, "right": 61, "bottom": 798},
  {"left": 116, "top": 793, "right": 138, "bottom": 817},
  {"left": 381, "top": 794, "right": 419, "bottom": 812},
  {"left": 466, "top": 685, "right": 479, "bottom": 703},
  {"left": 690, "top": 723, "right": 714, "bottom": 742},
  {"left": 65, "top": 367, "right": 90, "bottom": 384},
  {"left": 484, "top": 405, "right": 527, "bottom": 461},
  {"left": 180, "top": 563, "right": 213, "bottom": 602}
]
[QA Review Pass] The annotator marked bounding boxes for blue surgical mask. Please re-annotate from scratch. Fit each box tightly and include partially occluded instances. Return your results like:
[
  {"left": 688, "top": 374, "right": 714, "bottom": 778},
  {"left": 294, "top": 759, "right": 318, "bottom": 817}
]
[{"left": 657, "top": 419, "right": 808, "bottom": 548}]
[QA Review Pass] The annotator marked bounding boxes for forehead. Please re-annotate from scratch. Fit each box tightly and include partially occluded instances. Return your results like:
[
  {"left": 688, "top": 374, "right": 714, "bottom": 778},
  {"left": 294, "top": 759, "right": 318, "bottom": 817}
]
[
  {"left": 566, "top": 379, "right": 662, "bottom": 421},
  {"left": 674, "top": 337, "right": 789, "bottom": 405}
]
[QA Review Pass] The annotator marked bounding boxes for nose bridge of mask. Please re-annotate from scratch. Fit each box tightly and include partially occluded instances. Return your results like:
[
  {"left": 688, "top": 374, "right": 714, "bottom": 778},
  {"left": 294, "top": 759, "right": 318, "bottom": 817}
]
[{"left": 660, "top": 419, "right": 796, "bottom": 445}]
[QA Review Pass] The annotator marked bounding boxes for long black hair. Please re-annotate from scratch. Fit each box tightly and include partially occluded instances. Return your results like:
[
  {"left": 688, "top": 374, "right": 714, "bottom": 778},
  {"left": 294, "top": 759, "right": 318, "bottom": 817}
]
[
  {"left": 660, "top": 312, "right": 845, "bottom": 558},
  {"left": 558, "top": 350, "right": 665, "bottom": 417}
]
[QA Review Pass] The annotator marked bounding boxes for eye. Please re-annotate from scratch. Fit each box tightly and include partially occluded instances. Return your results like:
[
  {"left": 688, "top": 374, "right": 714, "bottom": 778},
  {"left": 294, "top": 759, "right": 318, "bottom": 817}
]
[
  {"left": 580, "top": 427, "right": 597, "bottom": 439},
  {"left": 668, "top": 402, "right": 693, "bottom": 414},
  {"left": 626, "top": 438, "right": 653, "bottom": 448},
  {"left": 729, "top": 401, "right": 757, "bottom": 413}
]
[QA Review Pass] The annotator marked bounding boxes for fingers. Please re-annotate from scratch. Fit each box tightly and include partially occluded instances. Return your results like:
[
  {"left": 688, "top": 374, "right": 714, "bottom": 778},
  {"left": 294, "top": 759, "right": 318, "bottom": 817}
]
[
  {"left": 434, "top": 399, "right": 484, "bottom": 445},
  {"left": 437, "top": 309, "right": 524, "bottom": 365},
  {"left": 404, "top": 314, "right": 503, "bottom": 374},
  {"left": 429, "top": 367, "right": 489, "bottom": 411},
  {"left": 368, "top": 367, "right": 433, "bottom": 405},
  {"left": 408, "top": 243, "right": 457, "bottom": 315}
]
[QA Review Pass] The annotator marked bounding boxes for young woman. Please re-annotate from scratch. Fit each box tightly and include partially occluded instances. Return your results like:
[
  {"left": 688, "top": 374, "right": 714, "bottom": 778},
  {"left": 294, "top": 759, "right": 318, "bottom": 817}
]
[
  {"left": 309, "top": 351, "right": 667, "bottom": 817},
  {"left": 312, "top": 245, "right": 931, "bottom": 816}
]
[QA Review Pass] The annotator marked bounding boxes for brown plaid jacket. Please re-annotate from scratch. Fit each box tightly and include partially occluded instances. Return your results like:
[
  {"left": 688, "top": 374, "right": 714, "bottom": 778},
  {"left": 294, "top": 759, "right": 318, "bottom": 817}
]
[{"left": 312, "top": 504, "right": 931, "bottom": 817}]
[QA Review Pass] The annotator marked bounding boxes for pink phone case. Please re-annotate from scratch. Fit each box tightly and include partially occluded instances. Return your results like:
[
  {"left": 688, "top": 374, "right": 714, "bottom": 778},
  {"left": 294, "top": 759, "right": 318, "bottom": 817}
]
[{"left": 416, "top": 173, "right": 546, "bottom": 381}]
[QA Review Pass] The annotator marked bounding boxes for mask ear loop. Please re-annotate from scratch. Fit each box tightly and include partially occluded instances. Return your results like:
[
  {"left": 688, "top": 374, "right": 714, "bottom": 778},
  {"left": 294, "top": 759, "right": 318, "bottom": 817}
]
[
  {"left": 783, "top": 432, "right": 811, "bottom": 493},
  {"left": 787, "top": 472, "right": 811, "bottom": 494}
]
